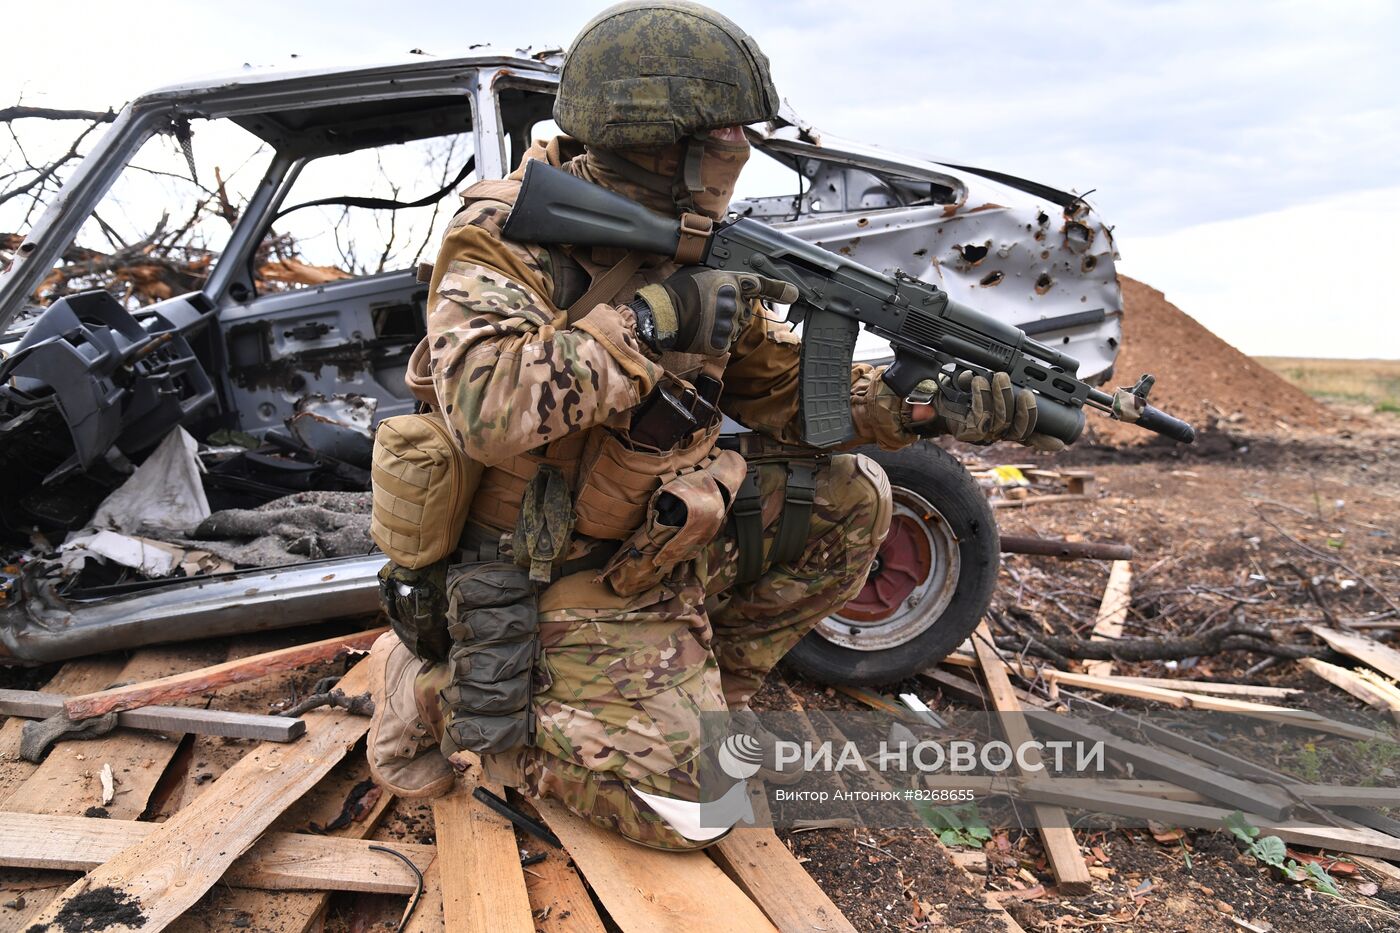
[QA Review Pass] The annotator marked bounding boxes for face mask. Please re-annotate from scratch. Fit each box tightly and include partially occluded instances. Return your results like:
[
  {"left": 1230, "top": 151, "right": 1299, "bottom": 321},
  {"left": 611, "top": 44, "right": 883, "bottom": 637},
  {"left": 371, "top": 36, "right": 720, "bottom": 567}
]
[
  {"left": 689, "top": 130, "right": 751, "bottom": 220},
  {"left": 591, "top": 128, "right": 752, "bottom": 220}
]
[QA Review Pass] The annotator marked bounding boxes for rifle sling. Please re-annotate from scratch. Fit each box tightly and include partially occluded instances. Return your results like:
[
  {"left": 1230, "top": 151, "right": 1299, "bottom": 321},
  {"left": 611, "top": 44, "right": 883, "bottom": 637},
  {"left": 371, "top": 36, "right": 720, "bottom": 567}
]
[{"left": 566, "top": 250, "right": 646, "bottom": 324}]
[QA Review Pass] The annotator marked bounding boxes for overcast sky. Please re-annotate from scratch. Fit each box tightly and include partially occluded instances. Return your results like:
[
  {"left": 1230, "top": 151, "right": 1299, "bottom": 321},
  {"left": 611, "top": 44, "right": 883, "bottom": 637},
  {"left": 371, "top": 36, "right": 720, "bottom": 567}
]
[{"left": 3, "top": 0, "right": 1397, "bottom": 357}]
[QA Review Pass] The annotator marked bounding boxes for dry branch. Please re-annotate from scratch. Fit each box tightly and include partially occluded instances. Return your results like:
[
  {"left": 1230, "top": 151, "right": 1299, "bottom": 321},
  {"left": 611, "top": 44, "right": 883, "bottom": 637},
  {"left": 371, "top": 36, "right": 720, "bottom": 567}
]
[{"left": 995, "top": 618, "right": 1325, "bottom": 663}]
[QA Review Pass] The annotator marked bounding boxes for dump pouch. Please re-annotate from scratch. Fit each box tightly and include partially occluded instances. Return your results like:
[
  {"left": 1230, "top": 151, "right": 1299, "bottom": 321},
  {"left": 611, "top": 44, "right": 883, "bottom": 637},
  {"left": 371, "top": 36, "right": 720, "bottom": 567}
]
[
  {"left": 440, "top": 561, "right": 539, "bottom": 756},
  {"left": 599, "top": 448, "right": 746, "bottom": 596},
  {"left": 573, "top": 420, "right": 722, "bottom": 540},
  {"left": 378, "top": 559, "right": 452, "bottom": 662},
  {"left": 370, "top": 412, "right": 482, "bottom": 569}
]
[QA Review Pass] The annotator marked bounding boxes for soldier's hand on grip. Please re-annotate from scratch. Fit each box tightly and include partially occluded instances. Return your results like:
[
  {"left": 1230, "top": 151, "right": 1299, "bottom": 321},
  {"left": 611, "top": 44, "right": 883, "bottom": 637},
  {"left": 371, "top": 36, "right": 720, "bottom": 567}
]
[
  {"left": 906, "top": 370, "right": 1065, "bottom": 451},
  {"left": 632, "top": 268, "right": 798, "bottom": 356}
]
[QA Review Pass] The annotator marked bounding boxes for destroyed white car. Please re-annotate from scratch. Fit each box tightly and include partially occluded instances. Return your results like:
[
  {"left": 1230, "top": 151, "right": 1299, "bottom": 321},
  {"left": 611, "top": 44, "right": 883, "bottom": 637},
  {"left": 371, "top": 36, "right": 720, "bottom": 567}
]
[{"left": 0, "top": 50, "right": 1122, "bottom": 681}]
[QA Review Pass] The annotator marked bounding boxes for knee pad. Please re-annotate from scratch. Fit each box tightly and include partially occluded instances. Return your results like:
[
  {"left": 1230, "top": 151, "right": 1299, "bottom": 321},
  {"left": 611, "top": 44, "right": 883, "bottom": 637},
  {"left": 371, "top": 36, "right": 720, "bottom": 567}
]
[{"left": 843, "top": 452, "right": 894, "bottom": 551}]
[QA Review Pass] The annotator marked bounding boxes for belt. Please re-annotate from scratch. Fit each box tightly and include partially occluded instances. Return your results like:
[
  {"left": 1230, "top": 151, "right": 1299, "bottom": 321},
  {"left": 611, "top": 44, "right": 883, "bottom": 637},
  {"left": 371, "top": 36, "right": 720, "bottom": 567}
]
[
  {"left": 717, "top": 432, "right": 826, "bottom": 463},
  {"left": 459, "top": 521, "right": 618, "bottom": 580}
]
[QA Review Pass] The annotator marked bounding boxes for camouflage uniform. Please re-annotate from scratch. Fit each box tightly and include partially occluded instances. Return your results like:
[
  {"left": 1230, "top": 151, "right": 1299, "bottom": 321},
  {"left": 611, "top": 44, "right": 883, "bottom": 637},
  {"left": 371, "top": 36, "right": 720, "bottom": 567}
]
[{"left": 415, "top": 135, "right": 914, "bottom": 849}]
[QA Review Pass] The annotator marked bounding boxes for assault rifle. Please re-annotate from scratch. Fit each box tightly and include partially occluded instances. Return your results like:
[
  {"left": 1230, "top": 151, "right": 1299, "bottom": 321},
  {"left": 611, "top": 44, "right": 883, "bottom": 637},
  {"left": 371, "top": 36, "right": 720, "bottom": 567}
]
[{"left": 501, "top": 161, "right": 1195, "bottom": 448}]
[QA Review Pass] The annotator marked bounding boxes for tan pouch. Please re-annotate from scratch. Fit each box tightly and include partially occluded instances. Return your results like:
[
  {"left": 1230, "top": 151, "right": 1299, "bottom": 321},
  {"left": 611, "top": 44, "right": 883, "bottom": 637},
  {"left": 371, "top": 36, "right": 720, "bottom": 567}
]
[
  {"left": 573, "top": 423, "right": 722, "bottom": 540},
  {"left": 371, "top": 413, "right": 483, "bottom": 568},
  {"left": 599, "top": 448, "right": 746, "bottom": 596}
]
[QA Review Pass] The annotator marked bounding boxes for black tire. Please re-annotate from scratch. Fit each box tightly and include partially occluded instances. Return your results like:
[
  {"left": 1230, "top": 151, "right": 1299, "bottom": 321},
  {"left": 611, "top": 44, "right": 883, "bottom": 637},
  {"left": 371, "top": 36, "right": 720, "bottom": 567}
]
[{"left": 783, "top": 442, "right": 999, "bottom": 686}]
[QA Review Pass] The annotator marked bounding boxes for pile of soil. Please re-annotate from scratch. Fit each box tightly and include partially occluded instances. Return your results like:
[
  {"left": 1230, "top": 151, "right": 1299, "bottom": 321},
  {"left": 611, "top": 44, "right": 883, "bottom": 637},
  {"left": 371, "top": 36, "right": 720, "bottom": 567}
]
[{"left": 1088, "top": 277, "right": 1334, "bottom": 445}]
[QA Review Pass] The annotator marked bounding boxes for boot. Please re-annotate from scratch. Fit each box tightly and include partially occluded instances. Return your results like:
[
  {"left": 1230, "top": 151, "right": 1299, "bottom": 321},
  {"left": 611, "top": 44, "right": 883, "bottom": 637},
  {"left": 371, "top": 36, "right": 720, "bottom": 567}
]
[
  {"left": 728, "top": 708, "right": 805, "bottom": 786},
  {"left": 366, "top": 632, "right": 455, "bottom": 798}
]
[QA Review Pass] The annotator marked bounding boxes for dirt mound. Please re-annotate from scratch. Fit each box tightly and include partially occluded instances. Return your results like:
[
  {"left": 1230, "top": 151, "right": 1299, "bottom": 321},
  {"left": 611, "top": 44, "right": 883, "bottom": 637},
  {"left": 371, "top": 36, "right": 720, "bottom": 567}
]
[{"left": 1088, "top": 276, "right": 1334, "bottom": 445}]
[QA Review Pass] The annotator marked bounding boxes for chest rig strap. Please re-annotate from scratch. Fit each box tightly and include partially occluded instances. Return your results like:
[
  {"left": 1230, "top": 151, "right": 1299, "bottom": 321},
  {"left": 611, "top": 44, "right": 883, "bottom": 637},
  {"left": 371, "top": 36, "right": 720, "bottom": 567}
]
[{"left": 725, "top": 436, "right": 823, "bottom": 585}]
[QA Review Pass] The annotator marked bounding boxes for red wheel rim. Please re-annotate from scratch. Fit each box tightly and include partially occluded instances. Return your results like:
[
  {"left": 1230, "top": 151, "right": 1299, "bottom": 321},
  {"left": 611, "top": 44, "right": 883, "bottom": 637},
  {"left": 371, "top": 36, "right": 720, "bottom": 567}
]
[{"left": 840, "top": 513, "right": 934, "bottom": 623}]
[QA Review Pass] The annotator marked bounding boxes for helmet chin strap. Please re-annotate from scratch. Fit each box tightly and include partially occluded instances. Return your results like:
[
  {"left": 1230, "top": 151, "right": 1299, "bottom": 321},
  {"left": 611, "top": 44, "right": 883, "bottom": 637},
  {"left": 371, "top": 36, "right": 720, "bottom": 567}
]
[
  {"left": 584, "top": 136, "right": 709, "bottom": 216},
  {"left": 672, "top": 135, "right": 707, "bottom": 214}
]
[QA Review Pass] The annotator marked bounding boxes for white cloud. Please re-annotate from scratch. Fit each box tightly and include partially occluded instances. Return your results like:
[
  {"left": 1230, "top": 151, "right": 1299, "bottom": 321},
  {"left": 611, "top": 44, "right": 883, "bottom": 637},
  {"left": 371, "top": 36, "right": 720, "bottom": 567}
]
[{"left": 1117, "top": 185, "right": 1400, "bottom": 358}]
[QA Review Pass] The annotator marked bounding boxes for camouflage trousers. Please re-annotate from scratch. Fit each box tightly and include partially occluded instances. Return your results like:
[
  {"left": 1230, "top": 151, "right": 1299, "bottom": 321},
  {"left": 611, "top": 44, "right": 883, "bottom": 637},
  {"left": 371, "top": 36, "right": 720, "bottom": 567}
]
[{"left": 481, "top": 451, "right": 892, "bottom": 849}]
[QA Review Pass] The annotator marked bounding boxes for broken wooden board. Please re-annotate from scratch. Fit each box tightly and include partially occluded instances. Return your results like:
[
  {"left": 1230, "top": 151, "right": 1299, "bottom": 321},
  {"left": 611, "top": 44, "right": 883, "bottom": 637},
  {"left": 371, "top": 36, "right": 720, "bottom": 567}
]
[
  {"left": 24, "top": 659, "right": 374, "bottom": 933},
  {"left": 1018, "top": 783, "right": 1400, "bottom": 860},
  {"left": 1302, "top": 657, "right": 1400, "bottom": 724},
  {"left": 0, "top": 658, "right": 126, "bottom": 807},
  {"left": 520, "top": 846, "right": 608, "bottom": 933},
  {"left": 970, "top": 622, "right": 1093, "bottom": 895},
  {"left": 1085, "top": 676, "right": 1299, "bottom": 699},
  {"left": 923, "top": 666, "right": 1297, "bottom": 821},
  {"left": 1308, "top": 625, "right": 1400, "bottom": 682},
  {"left": 534, "top": 796, "right": 779, "bottom": 932},
  {"left": 0, "top": 688, "right": 303, "bottom": 742},
  {"left": 4, "top": 646, "right": 224, "bottom": 821},
  {"left": 1085, "top": 560, "right": 1132, "bottom": 677},
  {"left": 62, "top": 627, "right": 387, "bottom": 720},
  {"left": 711, "top": 825, "right": 857, "bottom": 933},
  {"left": 433, "top": 782, "right": 534, "bottom": 933},
  {"left": 403, "top": 858, "right": 446, "bottom": 933},
  {"left": 991, "top": 493, "right": 1090, "bottom": 509},
  {"left": 0, "top": 811, "right": 432, "bottom": 894},
  {"left": 942, "top": 654, "right": 1386, "bottom": 742},
  {"left": 165, "top": 727, "right": 396, "bottom": 933}
]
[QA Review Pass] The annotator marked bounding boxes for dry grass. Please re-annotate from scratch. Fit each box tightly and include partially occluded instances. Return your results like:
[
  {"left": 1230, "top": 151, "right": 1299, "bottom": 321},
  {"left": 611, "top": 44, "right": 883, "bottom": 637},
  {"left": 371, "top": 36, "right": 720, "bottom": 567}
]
[{"left": 1255, "top": 356, "right": 1400, "bottom": 414}]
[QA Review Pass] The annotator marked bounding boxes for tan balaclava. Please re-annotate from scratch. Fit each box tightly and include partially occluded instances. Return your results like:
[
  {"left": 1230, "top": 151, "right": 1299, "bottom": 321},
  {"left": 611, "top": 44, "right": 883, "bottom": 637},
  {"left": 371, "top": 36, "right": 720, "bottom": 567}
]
[{"left": 562, "top": 126, "right": 751, "bottom": 222}]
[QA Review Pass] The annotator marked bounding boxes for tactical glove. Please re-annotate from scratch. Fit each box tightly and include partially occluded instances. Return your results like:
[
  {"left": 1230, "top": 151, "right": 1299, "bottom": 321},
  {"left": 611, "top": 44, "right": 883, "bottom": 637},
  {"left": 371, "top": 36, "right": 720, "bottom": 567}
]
[
  {"left": 907, "top": 370, "right": 1065, "bottom": 451},
  {"left": 631, "top": 268, "right": 798, "bottom": 356}
]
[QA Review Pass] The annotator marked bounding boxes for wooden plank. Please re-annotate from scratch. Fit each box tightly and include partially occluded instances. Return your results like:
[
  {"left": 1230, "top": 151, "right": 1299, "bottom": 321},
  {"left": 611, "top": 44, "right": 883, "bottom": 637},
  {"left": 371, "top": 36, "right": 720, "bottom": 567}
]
[
  {"left": 1287, "top": 785, "right": 1400, "bottom": 807},
  {"left": 1302, "top": 658, "right": 1400, "bottom": 723},
  {"left": 403, "top": 858, "right": 446, "bottom": 933},
  {"left": 1085, "top": 560, "right": 1132, "bottom": 677},
  {"left": 1308, "top": 625, "right": 1400, "bottom": 681},
  {"left": 24, "top": 659, "right": 374, "bottom": 933},
  {"left": 971, "top": 623, "right": 1092, "bottom": 894},
  {"left": 957, "top": 658, "right": 1386, "bottom": 742},
  {"left": 1018, "top": 783, "right": 1400, "bottom": 860},
  {"left": 923, "top": 666, "right": 1297, "bottom": 821},
  {"left": 522, "top": 847, "right": 609, "bottom": 933},
  {"left": 534, "top": 796, "right": 779, "bottom": 932},
  {"left": 0, "top": 658, "right": 126, "bottom": 807},
  {"left": 0, "top": 811, "right": 433, "bottom": 893},
  {"left": 159, "top": 632, "right": 306, "bottom": 817},
  {"left": 433, "top": 783, "right": 534, "bottom": 933},
  {"left": 920, "top": 775, "right": 1207, "bottom": 803},
  {"left": 0, "top": 688, "right": 304, "bottom": 742},
  {"left": 62, "top": 627, "right": 387, "bottom": 720},
  {"left": 166, "top": 704, "right": 397, "bottom": 933},
  {"left": 710, "top": 828, "right": 857, "bottom": 933},
  {"left": 4, "top": 646, "right": 224, "bottom": 821},
  {"left": 1087, "top": 676, "right": 1299, "bottom": 699},
  {"left": 991, "top": 493, "right": 1090, "bottom": 509}
]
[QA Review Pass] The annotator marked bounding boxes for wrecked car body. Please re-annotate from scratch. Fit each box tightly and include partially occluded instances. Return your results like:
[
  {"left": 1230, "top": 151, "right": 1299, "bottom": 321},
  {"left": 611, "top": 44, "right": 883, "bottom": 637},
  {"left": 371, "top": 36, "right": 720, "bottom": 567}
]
[{"left": 0, "top": 50, "right": 1122, "bottom": 664}]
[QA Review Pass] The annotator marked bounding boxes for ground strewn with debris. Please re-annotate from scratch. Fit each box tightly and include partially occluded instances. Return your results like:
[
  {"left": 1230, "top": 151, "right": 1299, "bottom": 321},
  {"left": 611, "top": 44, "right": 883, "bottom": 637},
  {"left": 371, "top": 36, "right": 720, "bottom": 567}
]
[{"left": 1, "top": 280, "right": 1397, "bottom": 932}]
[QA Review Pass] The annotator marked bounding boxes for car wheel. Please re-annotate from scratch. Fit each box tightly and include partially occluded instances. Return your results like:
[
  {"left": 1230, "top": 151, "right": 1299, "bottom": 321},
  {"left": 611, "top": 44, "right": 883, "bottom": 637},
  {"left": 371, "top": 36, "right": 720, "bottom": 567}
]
[{"left": 783, "top": 442, "right": 999, "bottom": 686}]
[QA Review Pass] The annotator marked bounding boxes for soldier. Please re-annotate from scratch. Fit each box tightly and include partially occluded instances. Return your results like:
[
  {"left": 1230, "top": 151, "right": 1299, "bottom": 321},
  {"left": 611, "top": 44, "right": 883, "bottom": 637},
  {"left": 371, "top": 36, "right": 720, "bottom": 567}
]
[{"left": 367, "top": 0, "right": 1058, "bottom": 850}]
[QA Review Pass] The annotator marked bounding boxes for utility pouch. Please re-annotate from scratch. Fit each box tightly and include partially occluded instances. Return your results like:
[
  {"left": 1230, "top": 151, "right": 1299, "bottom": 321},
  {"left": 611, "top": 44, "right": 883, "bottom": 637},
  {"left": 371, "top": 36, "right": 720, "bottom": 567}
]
[
  {"left": 378, "top": 559, "right": 452, "bottom": 662},
  {"left": 599, "top": 448, "right": 746, "bottom": 596},
  {"left": 514, "top": 465, "right": 576, "bottom": 585},
  {"left": 370, "top": 413, "right": 482, "bottom": 569},
  {"left": 573, "top": 420, "right": 723, "bottom": 541},
  {"left": 440, "top": 561, "right": 538, "bottom": 756}
]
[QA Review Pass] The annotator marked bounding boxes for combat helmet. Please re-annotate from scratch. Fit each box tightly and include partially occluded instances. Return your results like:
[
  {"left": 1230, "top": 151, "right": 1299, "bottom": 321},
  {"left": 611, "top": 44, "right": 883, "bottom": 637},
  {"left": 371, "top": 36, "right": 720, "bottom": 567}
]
[{"left": 554, "top": 1, "right": 779, "bottom": 151}]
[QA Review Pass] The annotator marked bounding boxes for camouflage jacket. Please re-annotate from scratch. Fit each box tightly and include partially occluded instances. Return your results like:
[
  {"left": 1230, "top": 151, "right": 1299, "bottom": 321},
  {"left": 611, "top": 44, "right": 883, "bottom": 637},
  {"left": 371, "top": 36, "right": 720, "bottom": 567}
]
[{"left": 423, "top": 140, "right": 915, "bottom": 473}]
